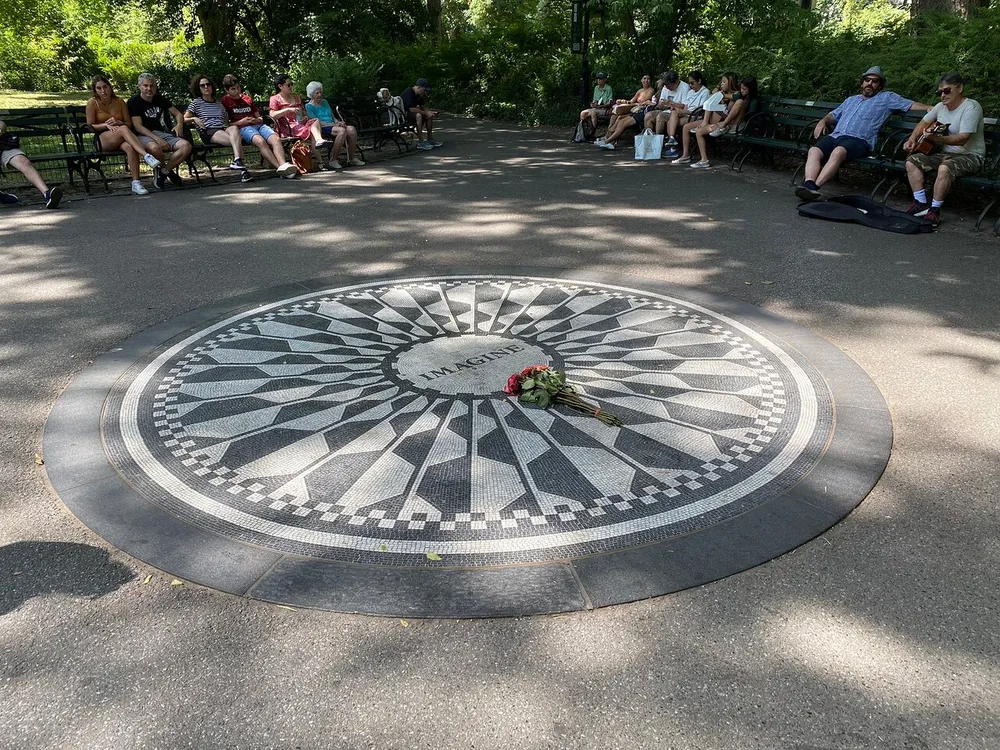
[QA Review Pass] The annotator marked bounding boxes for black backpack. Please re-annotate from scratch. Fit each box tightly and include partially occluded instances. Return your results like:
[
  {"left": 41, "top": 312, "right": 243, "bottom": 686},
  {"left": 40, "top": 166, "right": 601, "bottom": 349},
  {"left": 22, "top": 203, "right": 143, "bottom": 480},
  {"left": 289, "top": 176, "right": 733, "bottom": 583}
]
[
  {"left": 571, "top": 119, "right": 596, "bottom": 143},
  {"left": 797, "top": 195, "right": 935, "bottom": 234}
]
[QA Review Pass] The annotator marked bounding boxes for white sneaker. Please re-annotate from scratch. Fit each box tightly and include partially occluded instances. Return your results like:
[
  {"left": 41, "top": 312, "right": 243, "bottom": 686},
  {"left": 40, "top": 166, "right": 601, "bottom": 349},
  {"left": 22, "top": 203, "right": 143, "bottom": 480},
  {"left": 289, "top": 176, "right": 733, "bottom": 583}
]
[
  {"left": 665, "top": 136, "right": 677, "bottom": 146},
  {"left": 131, "top": 180, "right": 149, "bottom": 195},
  {"left": 594, "top": 137, "right": 607, "bottom": 146},
  {"left": 599, "top": 142, "right": 615, "bottom": 150},
  {"left": 276, "top": 162, "right": 296, "bottom": 176},
  {"left": 315, "top": 139, "right": 332, "bottom": 148},
  {"left": 142, "top": 153, "right": 162, "bottom": 169},
  {"left": 709, "top": 125, "right": 730, "bottom": 138},
  {"left": 348, "top": 156, "right": 366, "bottom": 167},
  {"left": 671, "top": 156, "right": 691, "bottom": 165},
  {"left": 690, "top": 160, "right": 711, "bottom": 169}
]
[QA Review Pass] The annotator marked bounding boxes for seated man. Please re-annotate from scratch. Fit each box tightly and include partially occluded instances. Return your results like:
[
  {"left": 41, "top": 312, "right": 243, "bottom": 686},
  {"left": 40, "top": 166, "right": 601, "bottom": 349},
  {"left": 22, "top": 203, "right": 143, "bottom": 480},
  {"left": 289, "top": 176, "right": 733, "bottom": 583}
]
[
  {"left": 128, "top": 72, "right": 192, "bottom": 190},
  {"left": 0, "top": 120, "right": 62, "bottom": 208},
  {"left": 580, "top": 72, "right": 613, "bottom": 130},
  {"left": 795, "top": 66, "right": 931, "bottom": 201},
  {"left": 642, "top": 71, "right": 689, "bottom": 132},
  {"left": 402, "top": 79, "right": 441, "bottom": 151},
  {"left": 902, "top": 71, "right": 985, "bottom": 226}
]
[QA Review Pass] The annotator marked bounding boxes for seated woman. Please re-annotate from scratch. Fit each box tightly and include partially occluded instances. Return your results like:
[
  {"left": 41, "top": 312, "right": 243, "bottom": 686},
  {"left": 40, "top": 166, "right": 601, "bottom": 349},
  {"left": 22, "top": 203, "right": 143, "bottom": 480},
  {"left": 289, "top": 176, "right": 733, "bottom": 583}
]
[
  {"left": 688, "top": 76, "right": 759, "bottom": 169},
  {"left": 671, "top": 72, "right": 739, "bottom": 165},
  {"left": 269, "top": 74, "right": 331, "bottom": 169},
  {"left": 86, "top": 74, "right": 161, "bottom": 195},
  {"left": 596, "top": 75, "right": 656, "bottom": 151},
  {"left": 185, "top": 73, "right": 252, "bottom": 182},
  {"left": 220, "top": 74, "right": 296, "bottom": 178},
  {"left": 0, "top": 119, "right": 62, "bottom": 208},
  {"left": 304, "top": 81, "right": 365, "bottom": 169}
]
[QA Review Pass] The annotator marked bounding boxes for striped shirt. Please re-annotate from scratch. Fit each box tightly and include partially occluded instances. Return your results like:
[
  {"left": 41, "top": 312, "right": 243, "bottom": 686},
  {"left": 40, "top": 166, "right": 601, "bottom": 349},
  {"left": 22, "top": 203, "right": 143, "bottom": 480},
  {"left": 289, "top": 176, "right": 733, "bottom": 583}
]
[
  {"left": 829, "top": 91, "right": 914, "bottom": 149},
  {"left": 186, "top": 98, "right": 227, "bottom": 129}
]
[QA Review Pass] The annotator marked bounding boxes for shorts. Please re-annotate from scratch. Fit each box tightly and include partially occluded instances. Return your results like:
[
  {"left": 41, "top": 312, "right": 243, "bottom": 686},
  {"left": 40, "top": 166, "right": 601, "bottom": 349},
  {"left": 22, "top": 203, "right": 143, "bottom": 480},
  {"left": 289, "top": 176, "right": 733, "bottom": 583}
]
[
  {"left": 1, "top": 147, "right": 26, "bottom": 168},
  {"left": 138, "top": 131, "right": 185, "bottom": 149},
  {"left": 239, "top": 124, "right": 276, "bottom": 143},
  {"left": 814, "top": 135, "right": 870, "bottom": 162},
  {"left": 906, "top": 151, "right": 983, "bottom": 179},
  {"left": 632, "top": 111, "right": 647, "bottom": 128},
  {"left": 320, "top": 124, "right": 343, "bottom": 137},
  {"left": 582, "top": 106, "right": 610, "bottom": 118},
  {"left": 199, "top": 127, "right": 225, "bottom": 144}
]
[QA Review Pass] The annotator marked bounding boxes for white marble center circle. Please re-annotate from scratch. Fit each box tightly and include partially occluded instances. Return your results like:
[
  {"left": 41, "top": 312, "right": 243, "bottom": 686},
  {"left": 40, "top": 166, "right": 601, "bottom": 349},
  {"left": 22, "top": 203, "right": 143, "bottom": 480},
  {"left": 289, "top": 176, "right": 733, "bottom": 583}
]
[{"left": 394, "top": 335, "right": 550, "bottom": 395}]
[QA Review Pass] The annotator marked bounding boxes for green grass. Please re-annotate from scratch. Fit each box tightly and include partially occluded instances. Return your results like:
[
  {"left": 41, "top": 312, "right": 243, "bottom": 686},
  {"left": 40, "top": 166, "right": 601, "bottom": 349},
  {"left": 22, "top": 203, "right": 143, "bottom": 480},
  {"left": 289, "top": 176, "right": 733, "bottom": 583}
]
[{"left": 0, "top": 90, "right": 89, "bottom": 109}]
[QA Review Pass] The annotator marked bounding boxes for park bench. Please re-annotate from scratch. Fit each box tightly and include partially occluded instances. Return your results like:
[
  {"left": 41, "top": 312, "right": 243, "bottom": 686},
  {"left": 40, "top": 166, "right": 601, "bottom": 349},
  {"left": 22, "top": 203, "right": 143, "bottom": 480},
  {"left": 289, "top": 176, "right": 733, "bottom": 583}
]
[
  {"left": 0, "top": 107, "right": 91, "bottom": 192},
  {"left": 336, "top": 97, "right": 416, "bottom": 155},
  {"left": 727, "top": 97, "right": 1000, "bottom": 233}
]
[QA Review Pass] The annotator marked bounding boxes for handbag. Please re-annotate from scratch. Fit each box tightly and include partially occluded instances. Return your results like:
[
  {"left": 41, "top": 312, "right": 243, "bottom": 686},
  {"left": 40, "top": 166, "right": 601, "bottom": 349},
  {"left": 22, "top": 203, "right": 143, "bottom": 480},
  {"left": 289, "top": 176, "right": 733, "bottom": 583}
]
[
  {"left": 0, "top": 133, "right": 20, "bottom": 153},
  {"left": 290, "top": 141, "right": 312, "bottom": 174},
  {"left": 633, "top": 128, "right": 664, "bottom": 161}
]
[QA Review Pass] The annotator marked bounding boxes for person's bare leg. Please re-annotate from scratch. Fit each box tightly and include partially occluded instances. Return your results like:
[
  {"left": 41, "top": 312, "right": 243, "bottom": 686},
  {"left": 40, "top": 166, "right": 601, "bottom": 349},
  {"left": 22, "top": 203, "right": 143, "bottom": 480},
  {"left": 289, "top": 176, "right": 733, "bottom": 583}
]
[
  {"left": 803, "top": 147, "right": 825, "bottom": 183},
  {"left": 310, "top": 120, "right": 325, "bottom": 144},
  {"left": 667, "top": 110, "right": 681, "bottom": 138},
  {"left": 932, "top": 163, "right": 953, "bottom": 203},
  {"left": 331, "top": 129, "right": 347, "bottom": 163},
  {"left": 425, "top": 115, "right": 434, "bottom": 140},
  {"left": 167, "top": 140, "right": 191, "bottom": 172},
  {"left": 905, "top": 159, "right": 926, "bottom": 194},
  {"left": 8, "top": 154, "right": 49, "bottom": 195},
  {"left": 695, "top": 126, "right": 710, "bottom": 162},
  {"left": 228, "top": 126, "right": 243, "bottom": 160},
  {"left": 101, "top": 129, "right": 140, "bottom": 179},
  {"left": 415, "top": 114, "right": 426, "bottom": 140},
  {"left": 267, "top": 134, "right": 288, "bottom": 164},
  {"left": 815, "top": 147, "right": 848, "bottom": 187},
  {"left": 346, "top": 127, "right": 360, "bottom": 159},
  {"left": 589, "top": 110, "right": 599, "bottom": 129},
  {"left": 253, "top": 134, "right": 282, "bottom": 168},
  {"left": 679, "top": 120, "right": 700, "bottom": 157}
]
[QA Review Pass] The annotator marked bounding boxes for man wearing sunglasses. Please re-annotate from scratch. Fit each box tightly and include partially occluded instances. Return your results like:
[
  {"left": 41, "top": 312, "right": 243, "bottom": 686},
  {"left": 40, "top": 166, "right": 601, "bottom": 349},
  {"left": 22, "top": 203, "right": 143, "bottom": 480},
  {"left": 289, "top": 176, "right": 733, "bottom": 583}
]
[
  {"left": 901, "top": 72, "right": 985, "bottom": 226},
  {"left": 796, "top": 66, "right": 931, "bottom": 202}
]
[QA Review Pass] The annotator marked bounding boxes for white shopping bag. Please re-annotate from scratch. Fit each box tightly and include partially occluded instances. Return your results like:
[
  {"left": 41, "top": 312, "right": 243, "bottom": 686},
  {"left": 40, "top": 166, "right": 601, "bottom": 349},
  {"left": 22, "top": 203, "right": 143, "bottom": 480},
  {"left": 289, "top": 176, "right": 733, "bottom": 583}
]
[{"left": 634, "top": 128, "right": 664, "bottom": 161}]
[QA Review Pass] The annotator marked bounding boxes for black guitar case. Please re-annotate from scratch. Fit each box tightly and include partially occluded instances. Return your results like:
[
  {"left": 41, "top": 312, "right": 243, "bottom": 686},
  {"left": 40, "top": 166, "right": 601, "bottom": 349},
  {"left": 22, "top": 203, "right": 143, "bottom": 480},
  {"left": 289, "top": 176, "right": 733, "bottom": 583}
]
[{"left": 797, "top": 195, "right": 935, "bottom": 234}]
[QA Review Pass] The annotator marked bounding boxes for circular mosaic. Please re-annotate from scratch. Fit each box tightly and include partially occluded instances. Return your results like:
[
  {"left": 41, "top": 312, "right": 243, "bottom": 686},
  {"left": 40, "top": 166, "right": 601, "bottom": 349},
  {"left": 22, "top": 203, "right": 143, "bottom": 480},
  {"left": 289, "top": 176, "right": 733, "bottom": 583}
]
[{"left": 102, "top": 275, "right": 833, "bottom": 567}]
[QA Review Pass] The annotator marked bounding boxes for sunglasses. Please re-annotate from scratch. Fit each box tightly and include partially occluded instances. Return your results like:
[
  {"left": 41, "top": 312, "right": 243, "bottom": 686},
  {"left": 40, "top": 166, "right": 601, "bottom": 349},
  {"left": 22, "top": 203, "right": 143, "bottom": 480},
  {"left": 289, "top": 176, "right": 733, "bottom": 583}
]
[
  {"left": 199, "top": 82, "right": 213, "bottom": 88},
  {"left": 938, "top": 87, "right": 953, "bottom": 96},
  {"left": 862, "top": 77, "right": 881, "bottom": 84}
]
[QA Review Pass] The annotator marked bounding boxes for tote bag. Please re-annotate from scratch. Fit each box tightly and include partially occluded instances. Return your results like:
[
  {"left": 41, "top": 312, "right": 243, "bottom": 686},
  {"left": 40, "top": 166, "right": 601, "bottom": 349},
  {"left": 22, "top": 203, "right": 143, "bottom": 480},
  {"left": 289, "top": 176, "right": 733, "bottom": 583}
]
[{"left": 634, "top": 129, "right": 664, "bottom": 161}]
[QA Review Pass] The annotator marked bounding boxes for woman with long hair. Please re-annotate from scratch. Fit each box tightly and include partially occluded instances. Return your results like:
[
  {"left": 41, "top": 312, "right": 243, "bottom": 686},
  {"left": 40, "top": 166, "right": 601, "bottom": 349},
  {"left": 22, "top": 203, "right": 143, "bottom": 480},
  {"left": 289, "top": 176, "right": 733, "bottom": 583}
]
[
  {"left": 671, "top": 72, "right": 739, "bottom": 164},
  {"left": 86, "top": 74, "right": 161, "bottom": 195},
  {"left": 689, "top": 75, "right": 760, "bottom": 169},
  {"left": 185, "top": 73, "right": 252, "bottom": 180}
]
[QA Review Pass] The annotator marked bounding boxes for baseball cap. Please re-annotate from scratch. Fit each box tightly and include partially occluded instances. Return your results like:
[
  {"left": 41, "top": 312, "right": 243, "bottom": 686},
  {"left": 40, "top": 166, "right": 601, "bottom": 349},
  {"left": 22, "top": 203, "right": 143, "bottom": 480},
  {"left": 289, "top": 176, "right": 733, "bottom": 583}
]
[
  {"left": 415, "top": 78, "right": 431, "bottom": 90},
  {"left": 596, "top": 72, "right": 608, "bottom": 79}
]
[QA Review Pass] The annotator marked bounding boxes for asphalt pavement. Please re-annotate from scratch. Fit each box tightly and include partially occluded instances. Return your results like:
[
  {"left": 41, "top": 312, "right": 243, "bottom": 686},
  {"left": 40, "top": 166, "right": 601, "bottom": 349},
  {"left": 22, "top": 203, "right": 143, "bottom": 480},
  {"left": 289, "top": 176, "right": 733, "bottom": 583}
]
[{"left": 1, "top": 118, "right": 998, "bottom": 749}]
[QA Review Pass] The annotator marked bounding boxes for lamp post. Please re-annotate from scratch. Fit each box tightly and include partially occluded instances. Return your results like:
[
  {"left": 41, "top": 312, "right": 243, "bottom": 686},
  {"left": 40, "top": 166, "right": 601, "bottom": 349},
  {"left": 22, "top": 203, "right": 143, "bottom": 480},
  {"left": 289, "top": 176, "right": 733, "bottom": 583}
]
[{"left": 572, "top": 0, "right": 591, "bottom": 108}]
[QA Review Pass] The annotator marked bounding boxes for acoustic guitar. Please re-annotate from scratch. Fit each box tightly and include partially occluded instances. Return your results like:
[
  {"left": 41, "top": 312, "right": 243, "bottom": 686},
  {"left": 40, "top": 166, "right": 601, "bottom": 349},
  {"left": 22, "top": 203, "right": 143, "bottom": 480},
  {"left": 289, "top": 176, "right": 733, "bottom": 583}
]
[{"left": 915, "top": 121, "right": 949, "bottom": 155}]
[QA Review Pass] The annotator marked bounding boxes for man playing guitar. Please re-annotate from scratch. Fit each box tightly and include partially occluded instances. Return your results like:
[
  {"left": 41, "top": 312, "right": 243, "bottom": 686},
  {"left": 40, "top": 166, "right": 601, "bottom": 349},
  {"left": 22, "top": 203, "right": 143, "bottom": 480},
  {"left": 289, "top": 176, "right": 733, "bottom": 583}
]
[{"left": 903, "top": 71, "right": 986, "bottom": 225}]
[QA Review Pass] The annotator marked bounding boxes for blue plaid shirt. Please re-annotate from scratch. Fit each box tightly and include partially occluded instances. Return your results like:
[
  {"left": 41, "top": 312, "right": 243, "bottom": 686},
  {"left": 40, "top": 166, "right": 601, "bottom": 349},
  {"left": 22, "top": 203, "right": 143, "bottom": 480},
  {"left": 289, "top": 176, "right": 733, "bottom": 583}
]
[{"left": 830, "top": 91, "right": 914, "bottom": 149}]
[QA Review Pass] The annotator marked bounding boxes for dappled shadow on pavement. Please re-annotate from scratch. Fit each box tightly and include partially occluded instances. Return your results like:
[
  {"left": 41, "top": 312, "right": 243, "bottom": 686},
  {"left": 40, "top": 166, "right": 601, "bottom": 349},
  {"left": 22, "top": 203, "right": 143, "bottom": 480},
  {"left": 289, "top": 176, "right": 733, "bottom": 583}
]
[
  {"left": 0, "top": 542, "right": 134, "bottom": 616},
  {"left": 1, "top": 116, "right": 998, "bottom": 748}
]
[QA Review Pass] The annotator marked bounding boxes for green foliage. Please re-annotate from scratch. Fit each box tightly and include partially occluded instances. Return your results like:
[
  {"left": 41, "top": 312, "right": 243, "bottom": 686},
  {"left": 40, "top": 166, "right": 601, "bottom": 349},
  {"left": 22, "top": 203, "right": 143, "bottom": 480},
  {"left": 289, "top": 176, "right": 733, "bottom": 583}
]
[{"left": 289, "top": 55, "right": 382, "bottom": 102}]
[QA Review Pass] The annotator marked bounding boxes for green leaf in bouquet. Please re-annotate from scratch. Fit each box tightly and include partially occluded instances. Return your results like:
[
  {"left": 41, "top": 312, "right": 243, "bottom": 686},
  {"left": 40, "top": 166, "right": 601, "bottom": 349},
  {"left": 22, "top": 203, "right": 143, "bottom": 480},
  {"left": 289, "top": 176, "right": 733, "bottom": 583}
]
[
  {"left": 519, "top": 391, "right": 538, "bottom": 402},
  {"left": 538, "top": 390, "right": 551, "bottom": 408},
  {"left": 522, "top": 378, "right": 535, "bottom": 389}
]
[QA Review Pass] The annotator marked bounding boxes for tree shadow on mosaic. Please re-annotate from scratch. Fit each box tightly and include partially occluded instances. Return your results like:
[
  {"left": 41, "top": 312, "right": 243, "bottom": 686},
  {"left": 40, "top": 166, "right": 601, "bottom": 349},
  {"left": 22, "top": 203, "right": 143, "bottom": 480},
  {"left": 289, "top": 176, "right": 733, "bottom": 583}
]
[{"left": 0, "top": 541, "right": 135, "bottom": 616}]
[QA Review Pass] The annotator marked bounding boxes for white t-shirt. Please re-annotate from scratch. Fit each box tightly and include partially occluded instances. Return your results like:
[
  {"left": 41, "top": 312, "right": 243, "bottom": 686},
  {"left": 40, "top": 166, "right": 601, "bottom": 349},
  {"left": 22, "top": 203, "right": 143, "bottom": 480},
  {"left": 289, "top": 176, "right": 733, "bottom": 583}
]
[
  {"left": 923, "top": 97, "right": 985, "bottom": 157},
  {"left": 682, "top": 85, "right": 711, "bottom": 110},
  {"left": 659, "top": 81, "right": 690, "bottom": 105}
]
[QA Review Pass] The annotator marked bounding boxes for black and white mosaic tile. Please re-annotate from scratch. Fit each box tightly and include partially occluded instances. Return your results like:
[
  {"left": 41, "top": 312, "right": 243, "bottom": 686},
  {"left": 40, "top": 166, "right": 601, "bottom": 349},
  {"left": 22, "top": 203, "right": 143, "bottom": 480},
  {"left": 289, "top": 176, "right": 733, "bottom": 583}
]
[{"left": 102, "top": 276, "right": 834, "bottom": 566}]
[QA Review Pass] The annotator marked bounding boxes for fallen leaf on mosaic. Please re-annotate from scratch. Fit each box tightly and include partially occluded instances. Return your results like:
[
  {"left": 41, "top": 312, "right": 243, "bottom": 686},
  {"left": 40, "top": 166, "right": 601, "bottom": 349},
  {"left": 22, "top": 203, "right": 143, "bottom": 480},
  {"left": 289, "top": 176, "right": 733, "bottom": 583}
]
[
  {"left": 503, "top": 365, "right": 623, "bottom": 427},
  {"left": 426, "top": 552, "right": 442, "bottom": 561},
  {"left": 34, "top": 453, "right": 44, "bottom": 465},
  {"left": 142, "top": 574, "right": 152, "bottom": 585},
  {"left": 170, "top": 579, "right": 184, "bottom": 587}
]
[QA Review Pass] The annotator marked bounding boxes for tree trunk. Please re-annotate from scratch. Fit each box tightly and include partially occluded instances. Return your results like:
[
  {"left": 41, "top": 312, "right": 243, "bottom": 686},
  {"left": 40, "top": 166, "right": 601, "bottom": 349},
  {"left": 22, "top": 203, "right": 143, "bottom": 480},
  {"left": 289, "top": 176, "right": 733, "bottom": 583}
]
[
  {"left": 427, "top": 0, "right": 442, "bottom": 38},
  {"left": 661, "top": 0, "right": 690, "bottom": 69},
  {"left": 195, "top": 1, "right": 234, "bottom": 47}
]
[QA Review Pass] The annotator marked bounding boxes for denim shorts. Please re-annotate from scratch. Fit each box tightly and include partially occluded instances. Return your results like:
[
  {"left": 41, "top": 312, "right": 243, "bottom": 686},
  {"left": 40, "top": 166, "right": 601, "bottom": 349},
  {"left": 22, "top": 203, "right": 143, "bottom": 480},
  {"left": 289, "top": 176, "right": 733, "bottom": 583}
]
[{"left": 239, "top": 124, "right": 276, "bottom": 144}]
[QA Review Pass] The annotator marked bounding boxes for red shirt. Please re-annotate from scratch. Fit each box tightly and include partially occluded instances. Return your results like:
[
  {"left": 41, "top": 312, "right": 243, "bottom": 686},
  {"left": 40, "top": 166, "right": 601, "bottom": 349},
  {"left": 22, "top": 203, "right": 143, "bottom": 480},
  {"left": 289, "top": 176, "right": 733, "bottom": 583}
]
[{"left": 220, "top": 93, "right": 260, "bottom": 124}]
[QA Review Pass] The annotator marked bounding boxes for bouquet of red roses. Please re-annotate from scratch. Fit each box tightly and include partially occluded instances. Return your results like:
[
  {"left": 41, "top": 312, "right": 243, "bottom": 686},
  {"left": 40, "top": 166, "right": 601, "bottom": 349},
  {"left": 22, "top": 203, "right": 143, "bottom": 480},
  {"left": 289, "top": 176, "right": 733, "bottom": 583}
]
[{"left": 503, "top": 365, "right": 623, "bottom": 427}]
